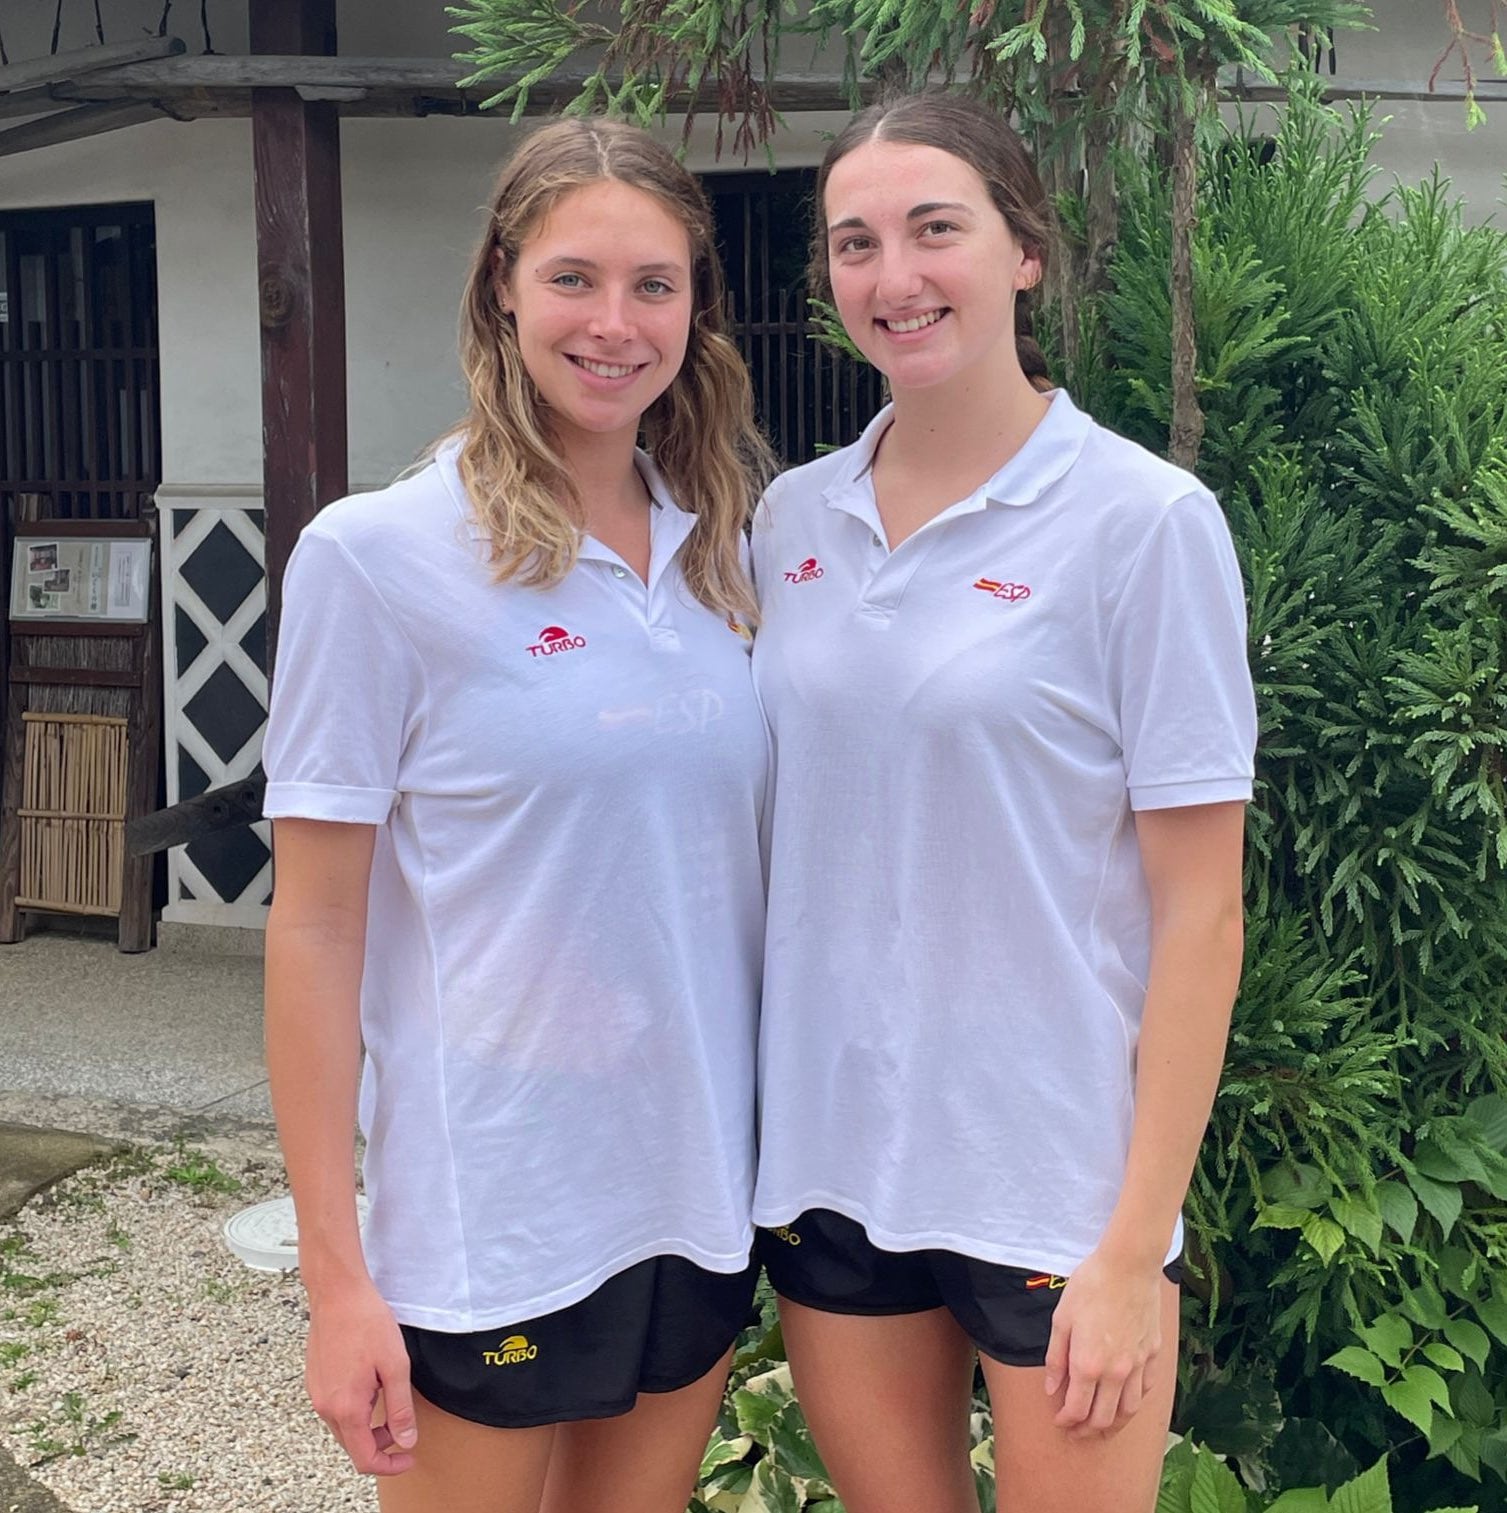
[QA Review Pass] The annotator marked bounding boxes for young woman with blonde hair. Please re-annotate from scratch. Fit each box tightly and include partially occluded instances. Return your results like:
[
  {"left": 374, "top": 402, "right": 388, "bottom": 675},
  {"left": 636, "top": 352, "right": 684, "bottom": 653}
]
[
  {"left": 752, "top": 90, "right": 1257, "bottom": 1513},
  {"left": 263, "top": 118, "right": 772, "bottom": 1513}
]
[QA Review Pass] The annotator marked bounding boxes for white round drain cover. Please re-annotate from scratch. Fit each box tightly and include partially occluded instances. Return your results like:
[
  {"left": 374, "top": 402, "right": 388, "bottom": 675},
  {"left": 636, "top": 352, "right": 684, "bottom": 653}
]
[{"left": 223, "top": 1195, "right": 370, "bottom": 1272}]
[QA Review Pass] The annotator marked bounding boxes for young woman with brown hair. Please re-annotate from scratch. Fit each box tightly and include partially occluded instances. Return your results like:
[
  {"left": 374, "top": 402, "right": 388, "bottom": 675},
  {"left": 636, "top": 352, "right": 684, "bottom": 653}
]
[
  {"left": 751, "top": 91, "right": 1257, "bottom": 1512},
  {"left": 262, "top": 118, "right": 772, "bottom": 1513}
]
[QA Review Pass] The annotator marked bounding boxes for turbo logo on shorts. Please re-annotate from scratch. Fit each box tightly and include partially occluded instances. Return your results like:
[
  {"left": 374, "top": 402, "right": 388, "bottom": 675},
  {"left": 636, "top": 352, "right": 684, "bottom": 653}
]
[
  {"left": 482, "top": 1334, "right": 540, "bottom": 1366},
  {"left": 974, "top": 577, "right": 1031, "bottom": 603},
  {"left": 784, "top": 557, "right": 825, "bottom": 585},
  {"left": 527, "top": 625, "right": 587, "bottom": 658}
]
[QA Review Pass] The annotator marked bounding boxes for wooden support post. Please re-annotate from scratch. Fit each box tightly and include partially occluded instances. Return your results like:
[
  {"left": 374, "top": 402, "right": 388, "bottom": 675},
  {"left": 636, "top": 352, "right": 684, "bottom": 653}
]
[{"left": 250, "top": 0, "right": 346, "bottom": 674}]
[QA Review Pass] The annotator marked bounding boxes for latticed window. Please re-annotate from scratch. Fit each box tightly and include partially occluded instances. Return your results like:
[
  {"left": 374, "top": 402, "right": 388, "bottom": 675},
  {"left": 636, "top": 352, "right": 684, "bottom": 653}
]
[
  {"left": 707, "top": 170, "right": 884, "bottom": 464},
  {"left": 0, "top": 203, "right": 161, "bottom": 524}
]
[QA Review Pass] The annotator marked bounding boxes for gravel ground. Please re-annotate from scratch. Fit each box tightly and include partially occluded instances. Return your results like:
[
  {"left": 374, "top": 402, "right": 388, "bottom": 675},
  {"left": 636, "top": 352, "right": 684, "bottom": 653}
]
[{"left": 0, "top": 1143, "right": 373, "bottom": 1513}]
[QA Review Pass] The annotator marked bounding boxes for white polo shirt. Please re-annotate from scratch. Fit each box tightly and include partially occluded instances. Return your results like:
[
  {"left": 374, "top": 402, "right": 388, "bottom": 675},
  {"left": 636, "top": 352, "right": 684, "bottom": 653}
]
[
  {"left": 750, "top": 390, "right": 1256, "bottom": 1276},
  {"left": 263, "top": 443, "right": 767, "bottom": 1331}
]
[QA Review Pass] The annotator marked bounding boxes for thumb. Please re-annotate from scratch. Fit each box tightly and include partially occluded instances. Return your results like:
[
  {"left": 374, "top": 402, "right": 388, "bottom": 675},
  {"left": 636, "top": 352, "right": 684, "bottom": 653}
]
[{"left": 379, "top": 1360, "right": 418, "bottom": 1450}]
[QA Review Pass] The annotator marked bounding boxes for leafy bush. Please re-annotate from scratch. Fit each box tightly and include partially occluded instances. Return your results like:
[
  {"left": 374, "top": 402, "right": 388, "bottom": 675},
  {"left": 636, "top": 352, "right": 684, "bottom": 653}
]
[{"left": 1080, "top": 83, "right": 1507, "bottom": 1512}]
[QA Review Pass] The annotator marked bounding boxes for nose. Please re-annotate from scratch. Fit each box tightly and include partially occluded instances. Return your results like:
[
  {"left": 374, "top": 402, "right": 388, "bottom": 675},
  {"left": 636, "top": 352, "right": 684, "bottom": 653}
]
[
  {"left": 875, "top": 246, "right": 923, "bottom": 307},
  {"left": 587, "top": 286, "right": 635, "bottom": 345}
]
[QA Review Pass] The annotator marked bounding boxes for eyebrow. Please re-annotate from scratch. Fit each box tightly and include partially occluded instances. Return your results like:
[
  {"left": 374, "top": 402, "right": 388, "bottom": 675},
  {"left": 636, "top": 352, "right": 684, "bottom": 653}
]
[
  {"left": 828, "top": 202, "right": 973, "bottom": 235},
  {"left": 537, "top": 256, "right": 685, "bottom": 275}
]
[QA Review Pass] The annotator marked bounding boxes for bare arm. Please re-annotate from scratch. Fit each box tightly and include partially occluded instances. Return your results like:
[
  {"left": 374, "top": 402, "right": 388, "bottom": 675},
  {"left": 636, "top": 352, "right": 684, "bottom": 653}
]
[
  {"left": 1099, "top": 799, "right": 1246, "bottom": 1267},
  {"left": 265, "top": 817, "right": 417, "bottom": 1474},
  {"left": 1046, "top": 800, "right": 1246, "bottom": 1432}
]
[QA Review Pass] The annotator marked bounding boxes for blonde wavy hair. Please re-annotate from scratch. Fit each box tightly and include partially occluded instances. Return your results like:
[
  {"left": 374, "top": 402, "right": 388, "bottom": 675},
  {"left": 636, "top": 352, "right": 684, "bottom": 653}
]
[{"left": 450, "top": 118, "right": 771, "bottom": 622}]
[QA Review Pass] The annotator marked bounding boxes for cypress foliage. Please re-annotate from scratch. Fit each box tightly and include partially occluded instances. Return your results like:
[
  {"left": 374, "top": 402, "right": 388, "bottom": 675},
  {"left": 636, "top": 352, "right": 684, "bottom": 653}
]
[{"left": 1083, "top": 85, "right": 1507, "bottom": 1508}]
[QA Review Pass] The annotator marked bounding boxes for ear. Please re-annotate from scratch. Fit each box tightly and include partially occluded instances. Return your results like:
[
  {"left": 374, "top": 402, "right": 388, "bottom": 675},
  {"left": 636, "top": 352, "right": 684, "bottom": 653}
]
[{"left": 1015, "top": 247, "right": 1043, "bottom": 292}]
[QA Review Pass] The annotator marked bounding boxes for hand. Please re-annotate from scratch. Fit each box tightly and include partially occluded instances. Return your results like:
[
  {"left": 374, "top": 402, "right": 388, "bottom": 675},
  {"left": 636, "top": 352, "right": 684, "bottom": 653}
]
[
  {"left": 305, "top": 1282, "right": 419, "bottom": 1476},
  {"left": 1042, "top": 1246, "right": 1166, "bottom": 1436}
]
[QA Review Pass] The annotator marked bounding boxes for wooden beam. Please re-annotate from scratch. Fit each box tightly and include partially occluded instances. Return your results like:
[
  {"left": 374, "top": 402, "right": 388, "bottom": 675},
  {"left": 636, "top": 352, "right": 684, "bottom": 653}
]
[
  {"left": 49, "top": 54, "right": 1507, "bottom": 117},
  {"left": 126, "top": 773, "right": 265, "bottom": 856},
  {"left": 0, "top": 35, "right": 184, "bottom": 93},
  {"left": 0, "top": 100, "right": 167, "bottom": 158},
  {"left": 1226, "top": 76, "right": 1507, "bottom": 104},
  {"left": 250, "top": 0, "right": 347, "bottom": 673},
  {"left": 55, "top": 56, "right": 873, "bottom": 116},
  {"left": 0, "top": 85, "right": 65, "bottom": 120}
]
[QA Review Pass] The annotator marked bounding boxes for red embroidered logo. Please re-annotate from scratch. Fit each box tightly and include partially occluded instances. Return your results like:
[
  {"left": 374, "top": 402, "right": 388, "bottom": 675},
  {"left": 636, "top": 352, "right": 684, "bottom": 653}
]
[
  {"left": 526, "top": 625, "right": 587, "bottom": 658},
  {"left": 784, "top": 556, "right": 825, "bottom": 585},
  {"left": 974, "top": 577, "right": 1031, "bottom": 602}
]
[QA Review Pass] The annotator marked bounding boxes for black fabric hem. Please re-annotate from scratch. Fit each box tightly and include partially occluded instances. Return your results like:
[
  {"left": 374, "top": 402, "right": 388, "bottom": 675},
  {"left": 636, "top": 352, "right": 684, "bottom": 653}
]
[
  {"left": 769, "top": 1286, "right": 946, "bottom": 1318},
  {"left": 411, "top": 1382, "right": 640, "bottom": 1430}
]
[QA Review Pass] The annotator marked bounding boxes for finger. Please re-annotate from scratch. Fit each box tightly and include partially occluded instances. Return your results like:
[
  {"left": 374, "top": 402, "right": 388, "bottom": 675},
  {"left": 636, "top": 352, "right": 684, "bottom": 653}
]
[
  {"left": 1043, "top": 1317, "right": 1071, "bottom": 1399},
  {"left": 330, "top": 1402, "right": 387, "bottom": 1476},
  {"left": 369, "top": 1422, "right": 418, "bottom": 1476},
  {"left": 1087, "top": 1365, "right": 1128, "bottom": 1432},
  {"left": 1116, "top": 1364, "right": 1146, "bottom": 1424},
  {"left": 1053, "top": 1358, "right": 1098, "bottom": 1428}
]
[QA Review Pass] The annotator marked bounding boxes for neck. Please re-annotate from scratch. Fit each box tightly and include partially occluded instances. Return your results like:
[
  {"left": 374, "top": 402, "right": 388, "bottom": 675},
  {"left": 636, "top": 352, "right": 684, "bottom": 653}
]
[
  {"left": 885, "top": 355, "right": 1049, "bottom": 481},
  {"left": 554, "top": 424, "right": 648, "bottom": 526}
]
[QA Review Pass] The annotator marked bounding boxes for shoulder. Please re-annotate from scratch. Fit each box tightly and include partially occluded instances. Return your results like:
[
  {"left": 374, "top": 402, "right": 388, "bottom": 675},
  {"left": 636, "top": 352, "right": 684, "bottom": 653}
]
[
  {"left": 753, "top": 438, "right": 866, "bottom": 538},
  {"left": 302, "top": 454, "right": 466, "bottom": 564},
  {"left": 1072, "top": 415, "right": 1214, "bottom": 523},
  {"left": 292, "top": 451, "right": 480, "bottom": 616},
  {"left": 1053, "top": 413, "right": 1239, "bottom": 580}
]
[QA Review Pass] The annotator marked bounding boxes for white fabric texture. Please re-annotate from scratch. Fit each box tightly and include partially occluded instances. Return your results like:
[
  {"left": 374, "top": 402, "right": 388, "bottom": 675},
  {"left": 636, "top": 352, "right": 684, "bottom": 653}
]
[
  {"left": 749, "top": 390, "right": 1257, "bottom": 1276},
  {"left": 263, "top": 445, "right": 767, "bottom": 1331}
]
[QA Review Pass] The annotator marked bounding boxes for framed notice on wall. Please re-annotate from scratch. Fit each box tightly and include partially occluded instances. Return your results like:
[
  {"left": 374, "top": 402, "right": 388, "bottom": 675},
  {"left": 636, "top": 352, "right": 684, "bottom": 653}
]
[{"left": 8, "top": 537, "right": 152, "bottom": 623}]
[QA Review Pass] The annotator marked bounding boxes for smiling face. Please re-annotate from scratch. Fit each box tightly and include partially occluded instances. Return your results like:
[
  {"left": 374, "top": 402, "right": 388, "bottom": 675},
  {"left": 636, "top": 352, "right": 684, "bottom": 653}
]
[
  {"left": 501, "top": 178, "right": 694, "bottom": 449},
  {"left": 823, "top": 139, "right": 1041, "bottom": 395}
]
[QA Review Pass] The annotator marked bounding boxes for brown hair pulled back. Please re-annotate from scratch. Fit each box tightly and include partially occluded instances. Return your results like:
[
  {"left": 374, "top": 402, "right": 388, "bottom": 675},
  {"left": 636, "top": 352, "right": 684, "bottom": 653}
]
[
  {"left": 811, "top": 90, "right": 1055, "bottom": 392},
  {"left": 450, "top": 118, "right": 771, "bottom": 623}
]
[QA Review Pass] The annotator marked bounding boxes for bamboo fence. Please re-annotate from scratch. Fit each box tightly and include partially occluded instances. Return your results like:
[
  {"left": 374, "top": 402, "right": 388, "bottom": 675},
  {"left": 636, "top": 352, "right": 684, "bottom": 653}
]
[{"left": 16, "top": 711, "right": 129, "bottom": 916}]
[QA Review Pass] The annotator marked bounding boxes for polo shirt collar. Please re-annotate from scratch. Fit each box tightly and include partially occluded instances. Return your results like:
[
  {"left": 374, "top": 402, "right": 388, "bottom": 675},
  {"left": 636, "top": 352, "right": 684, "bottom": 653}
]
[
  {"left": 437, "top": 438, "right": 694, "bottom": 555},
  {"left": 821, "top": 387, "right": 1092, "bottom": 522}
]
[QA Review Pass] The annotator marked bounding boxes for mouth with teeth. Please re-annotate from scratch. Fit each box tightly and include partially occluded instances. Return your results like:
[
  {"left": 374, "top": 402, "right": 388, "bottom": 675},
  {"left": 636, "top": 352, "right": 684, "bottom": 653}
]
[
  {"left": 879, "top": 308, "right": 949, "bottom": 335},
  {"left": 567, "top": 355, "right": 647, "bottom": 380}
]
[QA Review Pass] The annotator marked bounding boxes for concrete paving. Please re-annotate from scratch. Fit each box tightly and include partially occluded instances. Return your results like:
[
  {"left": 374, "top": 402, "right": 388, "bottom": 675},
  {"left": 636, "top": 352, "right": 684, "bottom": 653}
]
[
  {"left": 0, "top": 934, "right": 271, "bottom": 1122},
  {"left": 0, "top": 929, "right": 272, "bottom": 1512}
]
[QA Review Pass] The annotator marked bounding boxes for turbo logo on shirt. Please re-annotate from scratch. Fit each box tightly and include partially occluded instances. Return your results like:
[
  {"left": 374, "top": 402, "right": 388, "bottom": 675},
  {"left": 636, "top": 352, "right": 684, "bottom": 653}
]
[
  {"left": 1024, "top": 1273, "right": 1067, "bottom": 1291},
  {"left": 974, "top": 577, "right": 1032, "bottom": 603},
  {"left": 783, "top": 557, "right": 825, "bottom": 585},
  {"left": 526, "top": 625, "right": 587, "bottom": 658},
  {"left": 482, "top": 1334, "right": 540, "bottom": 1366}
]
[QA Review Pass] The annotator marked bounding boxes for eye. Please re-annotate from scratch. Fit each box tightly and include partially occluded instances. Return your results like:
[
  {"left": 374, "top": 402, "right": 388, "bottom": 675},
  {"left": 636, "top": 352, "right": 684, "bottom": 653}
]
[
  {"left": 834, "top": 234, "right": 873, "bottom": 255},
  {"left": 920, "top": 220, "right": 959, "bottom": 238},
  {"left": 550, "top": 272, "right": 587, "bottom": 289},
  {"left": 640, "top": 277, "right": 676, "bottom": 296}
]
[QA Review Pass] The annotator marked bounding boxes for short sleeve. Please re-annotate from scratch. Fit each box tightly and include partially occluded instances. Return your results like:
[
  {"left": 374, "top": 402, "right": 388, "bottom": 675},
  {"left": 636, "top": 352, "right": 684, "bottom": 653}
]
[
  {"left": 1108, "top": 491, "right": 1257, "bottom": 810},
  {"left": 262, "top": 527, "right": 421, "bottom": 824}
]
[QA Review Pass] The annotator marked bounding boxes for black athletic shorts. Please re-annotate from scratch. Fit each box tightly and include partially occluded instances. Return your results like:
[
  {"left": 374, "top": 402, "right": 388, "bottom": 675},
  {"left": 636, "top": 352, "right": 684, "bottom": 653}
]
[
  {"left": 757, "top": 1209, "right": 1182, "bottom": 1368},
  {"left": 400, "top": 1254, "right": 759, "bottom": 1428}
]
